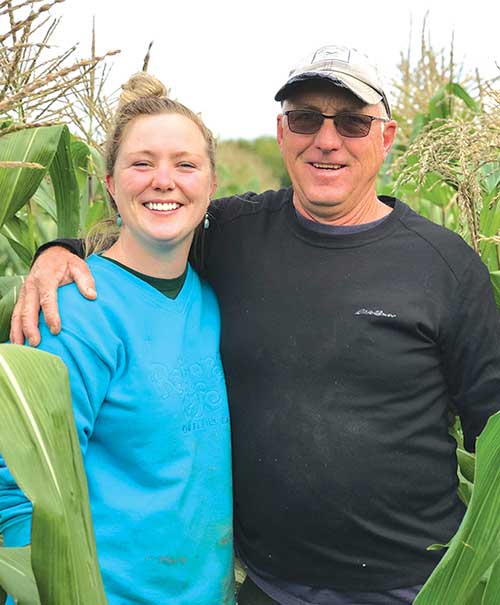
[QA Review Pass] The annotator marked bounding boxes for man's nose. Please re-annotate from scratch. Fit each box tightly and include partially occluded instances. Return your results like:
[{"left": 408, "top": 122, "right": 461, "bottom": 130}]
[{"left": 314, "top": 117, "right": 343, "bottom": 151}]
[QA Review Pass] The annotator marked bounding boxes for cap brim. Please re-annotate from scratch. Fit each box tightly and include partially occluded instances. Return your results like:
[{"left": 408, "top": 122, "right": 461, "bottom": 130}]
[{"left": 274, "top": 72, "right": 383, "bottom": 107}]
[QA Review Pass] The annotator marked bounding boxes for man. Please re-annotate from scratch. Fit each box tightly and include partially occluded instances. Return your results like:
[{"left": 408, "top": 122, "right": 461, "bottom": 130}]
[{"left": 10, "top": 45, "right": 500, "bottom": 605}]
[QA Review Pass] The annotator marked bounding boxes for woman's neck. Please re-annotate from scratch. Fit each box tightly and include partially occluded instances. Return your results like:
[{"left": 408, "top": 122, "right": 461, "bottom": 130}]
[{"left": 102, "top": 233, "right": 191, "bottom": 279}]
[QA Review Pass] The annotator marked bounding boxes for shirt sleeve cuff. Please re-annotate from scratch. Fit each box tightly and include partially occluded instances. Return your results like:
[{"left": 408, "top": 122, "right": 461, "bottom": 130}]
[{"left": 33, "top": 238, "right": 85, "bottom": 265}]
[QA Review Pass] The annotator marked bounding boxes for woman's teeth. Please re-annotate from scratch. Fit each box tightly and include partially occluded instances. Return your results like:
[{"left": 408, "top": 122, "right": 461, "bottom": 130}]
[{"left": 144, "top": 202, "right": 181, "bottom": 211}]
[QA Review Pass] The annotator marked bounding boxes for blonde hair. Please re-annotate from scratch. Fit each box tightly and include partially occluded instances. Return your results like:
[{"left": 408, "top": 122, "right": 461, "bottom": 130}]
[
  {"left": 106, "top": 72, "right": 216, "bottom": 179},
  {"left": 86, "top": 72, "right": 216, "bottom": 256}
]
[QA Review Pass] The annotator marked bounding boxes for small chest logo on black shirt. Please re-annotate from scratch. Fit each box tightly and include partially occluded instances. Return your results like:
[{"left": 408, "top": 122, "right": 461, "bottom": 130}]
[{"left": 355, "top": 308, "right": 397, "bottom": 319}]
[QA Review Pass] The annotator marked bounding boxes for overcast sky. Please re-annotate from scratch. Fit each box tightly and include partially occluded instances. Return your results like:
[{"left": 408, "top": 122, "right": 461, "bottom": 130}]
[{"left": 50, "top": 0, "right": 500, "bottom": 140}]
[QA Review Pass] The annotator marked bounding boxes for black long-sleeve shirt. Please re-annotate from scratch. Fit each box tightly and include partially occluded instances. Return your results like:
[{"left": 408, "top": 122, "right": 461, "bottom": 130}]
[{"left": 205, "top": 189, "right": 500, "bottom": 590}]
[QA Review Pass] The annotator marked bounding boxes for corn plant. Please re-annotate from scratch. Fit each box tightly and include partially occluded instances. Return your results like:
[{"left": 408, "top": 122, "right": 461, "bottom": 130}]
[
  {"left": 0, "top": 0, "right": 114, "bottom": 342},
  {"left": 0, "top": 123, "right": 110, "bottom": 339},
  {"left": 0, "top": 0, "right": 118, "bottom": 129},
  {"left": 415, "top": 413, "right": 500, "bottom": 604},
  {"left": 389, "top": 85, "right": 500, "bottom": 316},
  {"left": 0, "top": 344, "right": 106, "bottom": 604}
]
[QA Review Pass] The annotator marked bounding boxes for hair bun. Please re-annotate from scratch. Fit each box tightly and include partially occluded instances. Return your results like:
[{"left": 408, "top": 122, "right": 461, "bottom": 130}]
[{"left": 118, "top": 72, "right": 169, "bottom": 108}]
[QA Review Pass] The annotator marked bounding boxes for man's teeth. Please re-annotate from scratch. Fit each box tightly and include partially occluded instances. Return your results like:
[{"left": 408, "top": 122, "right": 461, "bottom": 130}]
[
  {"left": 312, "top": 163, "right": 343, "bottom": 170},
  {"left": 145, "top": 202, "right": 181, "bottom": 211}
]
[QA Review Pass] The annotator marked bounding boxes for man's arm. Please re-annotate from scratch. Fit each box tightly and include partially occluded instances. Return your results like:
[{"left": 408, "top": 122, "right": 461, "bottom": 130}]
[
  {"left": 9, "top": 241, "right": 96, "bottom": 346},
  {"left": 10, "top": 193, "right": 234, "bottom": 346},
  {"left": 442, "top": 256, "right": 500, "bottom": 452}
]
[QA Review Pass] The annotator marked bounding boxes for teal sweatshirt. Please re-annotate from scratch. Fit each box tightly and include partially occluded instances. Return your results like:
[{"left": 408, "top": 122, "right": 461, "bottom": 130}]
[{"left": 0, "top": 255, "right": 234, "bottom": 605}]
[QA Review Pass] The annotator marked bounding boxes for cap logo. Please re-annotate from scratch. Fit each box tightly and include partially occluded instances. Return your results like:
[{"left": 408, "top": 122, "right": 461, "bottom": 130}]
[{"left": 312, "top": 45, "right": 351, "bottom": 65}]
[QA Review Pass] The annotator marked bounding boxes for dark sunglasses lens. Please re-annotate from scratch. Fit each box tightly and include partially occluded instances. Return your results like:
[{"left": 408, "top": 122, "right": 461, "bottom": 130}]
[
  {"left": 288, "top": 111, "right": 323, "bottom": 134},
  {"left": 335, "top": 114, "right": 372, "bottom": 137}
]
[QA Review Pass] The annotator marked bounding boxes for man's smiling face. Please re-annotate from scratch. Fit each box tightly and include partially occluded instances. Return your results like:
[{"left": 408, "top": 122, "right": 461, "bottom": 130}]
[{"left": 277, "top": 81, "right": 396, "bottom": 223}]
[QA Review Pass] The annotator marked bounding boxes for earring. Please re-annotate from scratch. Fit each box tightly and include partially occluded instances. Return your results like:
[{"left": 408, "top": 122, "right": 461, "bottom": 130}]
[
  {"left": 203, "top": 213, "right": 209, "bottom": 230},
  {"left": 116, "top": 214, "right": 122, "bottom": 227}
]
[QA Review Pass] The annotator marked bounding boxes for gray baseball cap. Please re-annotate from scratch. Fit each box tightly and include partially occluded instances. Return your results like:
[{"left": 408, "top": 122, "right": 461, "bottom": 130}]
[{"left": 274, "top": 44, "right": 391, "bottom": 117}]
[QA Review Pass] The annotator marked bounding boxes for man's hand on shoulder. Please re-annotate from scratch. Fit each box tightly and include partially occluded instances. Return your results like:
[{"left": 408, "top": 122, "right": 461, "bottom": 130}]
[{"left": 9, "top": 246, "right": 97, "bottom": 346}]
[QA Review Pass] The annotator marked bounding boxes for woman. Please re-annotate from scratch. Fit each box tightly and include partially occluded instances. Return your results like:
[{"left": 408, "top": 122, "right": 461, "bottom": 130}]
[{"left": 0, "top": 73, "right": 234, "bottom": 605}]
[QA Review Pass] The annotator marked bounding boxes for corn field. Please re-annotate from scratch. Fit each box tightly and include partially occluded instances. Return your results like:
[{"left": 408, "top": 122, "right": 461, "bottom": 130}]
[{"left": 0, "top": 2, "right": 500, "bottom": 604}]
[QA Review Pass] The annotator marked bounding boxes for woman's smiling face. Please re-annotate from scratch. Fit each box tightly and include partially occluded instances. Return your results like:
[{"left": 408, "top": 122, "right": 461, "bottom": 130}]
[{"left": 106, "top": 112, "right": 216, "bottom": 254}]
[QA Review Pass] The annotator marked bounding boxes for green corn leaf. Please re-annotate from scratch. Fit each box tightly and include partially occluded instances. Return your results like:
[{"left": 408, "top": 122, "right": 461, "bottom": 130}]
[
  {"left": 0, "top": 547, "right": 40, "bottom": 605},
  {"left": 419, "top": 172, "right": 457, "bottom": 207},
  {"left": 84, "top": 199, "right": 112, "bottom": 233},
  {"left": 70, "top": 139, "right": 109, "bottom": 231},
  {"left": 445, "top": 83, "right": 480, "bottom": 114},
  {"left": 415, "top": 412, "right": 500, "bottom": 604},
  {"left": 0, "top": 126, "right": 66, "bottom": 230},
  {"left": 87, "top": 146, "right": 107, "bottom": 198},
  {"left": 427, "top": 83, "right": 480, "bottom": 121},
  {"left": 464, "top": 577, "right": 487, "bottom": 604},
  {"left": 1, "top": 216, "right": 36, "bottom": 268},
  {"left": 0, "top": 277, "right": 26, "bottom": 299},
  {"left": 0, "top": 125, "right": 80, "bottom": 240},
  {"left": 0, "top": 241, "right": 30, "bottom": 271},
  {"left": 478, "top": 194, "right": 500, "bottom": 271},
  {"left": 48, "top": 127, "right": 80, "bottom": 238},
  {"left": 479, "top": 163, "right": 500, "bottom": 197},
  {"left": 0, "top": 344, "right": 106, "bottom": 605},
  {"left": 427, "top": 87, "right": 448, "bottom": 120},
  {"left": 489, "top": 272, "right": 500, "bottom": 312},
  {"left": 479, "top": 193, "right": 500, "bottom": 239},
  {"left": 481, "top": 557, "right": 500, "bottom": 605},
  {"left": 70, "top": 139, "right": 93, "bottom": 195},
  {"left": 408, "top": 113, "right": 429, "bottom": 141},
  {"left": 457, "top": 472, "right": 473, "bottom": 507},
  {"left": 71, "top": 139, "right": 92, "bottom": 228},
  {"left": 0, "top": 277, "right": 25, "bottom": 343},
  {"left": 457, "top": 447, "right": 475, "bottom": 483},
  {"left": 32, "top": 178, "right": 56, "bottom": 222}
]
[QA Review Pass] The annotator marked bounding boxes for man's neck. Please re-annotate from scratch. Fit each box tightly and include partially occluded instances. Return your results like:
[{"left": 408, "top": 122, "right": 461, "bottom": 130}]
[{"left": 294, "top": 195, "right": 392, "bottom": 227}]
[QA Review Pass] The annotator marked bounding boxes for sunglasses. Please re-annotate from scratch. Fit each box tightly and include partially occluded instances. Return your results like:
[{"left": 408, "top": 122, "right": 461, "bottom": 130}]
[{"left": 284, "top": 109, "right": 390, "bottom": 137}]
